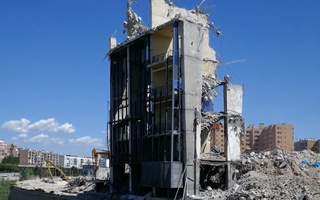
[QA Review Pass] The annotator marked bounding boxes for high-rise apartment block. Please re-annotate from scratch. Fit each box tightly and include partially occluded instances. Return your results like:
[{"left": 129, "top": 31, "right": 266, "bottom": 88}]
[
  {"left": 211, "top": 123, "right": 294, "bottom": 152},
  {"left": 19, "top": 149, "right": 93, "bottom": 169},
  {"left": 245, "top": 123, "right": 264, "bottom": 152},
  {"left": 258, "top": 124, "right": 294, "bottom": 151},
  {"left": 19, "top": 149, "right": 60, "bottom": 166},
  {"left": 0, "top": 140, "right": 19, "bottom": 162}
]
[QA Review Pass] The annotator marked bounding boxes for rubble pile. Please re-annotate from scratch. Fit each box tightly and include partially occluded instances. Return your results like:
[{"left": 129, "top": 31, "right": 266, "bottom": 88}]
[
  {"left": 63, "top": 177, "right": 94, "bottom": 194},
  {"left": 200, "top": 149, "right": 320, "bottom": 200},
  {"left": 12, "top": 149, "right": 319, "bottom": 199},
  {"left": 16, "top": 178, "right": 70, "bottom": 196},
  {"left": 14, "top": 176, "right": 109, "bottom": 199}
]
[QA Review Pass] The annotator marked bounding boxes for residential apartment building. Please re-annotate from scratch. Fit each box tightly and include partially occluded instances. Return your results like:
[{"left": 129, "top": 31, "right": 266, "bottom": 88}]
[
  {"left": 294, "top": 138, "right": 320, "bottom": 153},
  {"left": 211, "top": 123, "right": 294, "bottom": 153},
  {"left": 314, "top": 140, "right": 320, "bottom": 153},
  {"left": 19, "top": 149, "right": 60, "bottom": 166},
  {"left": 258, "top": 124, "right": 294, "bottom": 151},
  {"left": 211, "top": 123, "right": 247, "bottom": 153},
  {"left": 59, "top": 155, "right": 93, "bottom": 169},
  {"left": 211, "top": 123, "right": 225, "bottom": 152},
  {"left": 245, "top": 123, "right": 264, "bottom": 152},
  {"left": 0, "top": 140, "right": 19, "bottom": 162}
]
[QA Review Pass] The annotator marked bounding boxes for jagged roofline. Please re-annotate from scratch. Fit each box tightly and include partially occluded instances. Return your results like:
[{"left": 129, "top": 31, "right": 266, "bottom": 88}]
[
  {"left": 108, "top": 0, "right": 215, "bottom": 55},
  {"left": 107, "top": 20, "right": 175, "bottom": 56}
]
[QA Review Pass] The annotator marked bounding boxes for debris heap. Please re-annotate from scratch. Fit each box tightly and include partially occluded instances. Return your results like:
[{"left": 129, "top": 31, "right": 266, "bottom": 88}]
[
  {"left": 199, "top": 149, "right": 320, "bottom": 200},
  {"left": 63, "top": 177, "right": 94, "bottom": 194},
  {"left": 13, "top": 176, "right": 108, "bottom": 199}
]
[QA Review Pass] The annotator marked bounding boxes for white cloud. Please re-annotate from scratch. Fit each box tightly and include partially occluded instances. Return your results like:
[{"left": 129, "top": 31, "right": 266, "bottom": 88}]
[
  {"left": 1, "top": 118, "right": 75, "bottom": 133},
  {"left": 50, "top": 138, "right": 65, "bottom": 145},
  {"left": 11, "top": 133, "right": 28, "bottom": 140},
  {"left": 18, "top": 133, "right": 28, "bottom": 138},
  {"left": 1, "top": 118, "right": 30, "bottom": 133},
  {"left": 24, "top": 134, "right": 64, "bottom": 146},
  {"left": 69, "top": 136, "right": 103, "bottom": 147},
  {"left": 54, "top": 123, "right": 75, "bottom": 133},
  {"left": 25, "top": 133, "right": 49, "bottom": 144}
]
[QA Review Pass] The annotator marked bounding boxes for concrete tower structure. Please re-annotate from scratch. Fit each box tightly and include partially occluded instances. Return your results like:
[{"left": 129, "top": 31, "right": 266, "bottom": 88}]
[{"left": 108, "top": 0, "right": 244, "bottom": 197}]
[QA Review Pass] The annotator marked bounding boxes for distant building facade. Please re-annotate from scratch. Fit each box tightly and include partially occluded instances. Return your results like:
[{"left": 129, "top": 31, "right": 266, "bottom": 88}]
[
  {"left": 245, "top": 123, "right": 264, "bottom": 152},
  {"left": 314, "top": 140, "right": 320, "bottom": 153},
  {"left": 19, "top": 149, "right": 60, "bottom": 166},
  {"left": 211, "top": 123, "right": 294, "bottom": 153},
  {"left": 0, "top": 140, "right": 19, "bottom": 162},
  {"left": 211, "top": 123, "right": 225, "bottom": 152},
  {"left": 210, "top": 123, "right": 247, "bottom": 153},
  {"left": 294, "top": 138, "right": 320, "bottom": 153},
  {"left": 59, "top": 155, "right": 93, "bottom": 169},
  {"left": 258, "top": 124, "right": 294, "bottom": 151}
]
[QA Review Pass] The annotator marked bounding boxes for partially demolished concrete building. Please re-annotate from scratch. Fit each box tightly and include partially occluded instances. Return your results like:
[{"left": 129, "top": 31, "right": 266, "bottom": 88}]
[
  {"left": 8, "top": 1, "right": 320, "bottom": 199},
  {"left": 108, "top": 0, "right": 244, "bottom": 198}
]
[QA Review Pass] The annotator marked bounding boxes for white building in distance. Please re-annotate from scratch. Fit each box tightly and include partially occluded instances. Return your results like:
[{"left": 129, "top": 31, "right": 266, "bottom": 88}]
[{"left": 59, "top": 155, "right": 93, "bottom": 169}]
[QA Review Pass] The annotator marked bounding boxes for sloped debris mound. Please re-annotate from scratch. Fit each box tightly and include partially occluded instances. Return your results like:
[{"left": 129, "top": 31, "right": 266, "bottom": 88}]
[
  {"left": 66, "top": 177, "right": 87, "bottom": 188},
  {"left": 198, "top": 149, "right": 320, "bottom": 200},
  {"left": 63, "top": 177, "right": 94, "bottom": 194}
]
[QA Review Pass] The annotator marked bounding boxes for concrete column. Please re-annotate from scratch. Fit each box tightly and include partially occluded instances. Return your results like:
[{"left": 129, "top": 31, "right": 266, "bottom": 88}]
[
  {"left": 109, "top": 37, "right": 117, "bottom": 49},
  {"left": 181, "top": 20, "right": 204, "bottom": 196},
  {"left": 223, "top": 82, "right": 243, "bottom": 189}
]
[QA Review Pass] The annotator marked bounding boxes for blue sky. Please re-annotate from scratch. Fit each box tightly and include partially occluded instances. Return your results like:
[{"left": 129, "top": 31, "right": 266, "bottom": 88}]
[{"left": 1, "top": 0, "right": 319, "bottom": 156}]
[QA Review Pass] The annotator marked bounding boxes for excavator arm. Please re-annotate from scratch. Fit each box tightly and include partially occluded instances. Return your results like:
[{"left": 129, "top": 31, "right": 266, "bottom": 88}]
[
  {"left": 46, "top": 162, "right": 54, "bottom": 179},
  {"left": 92, "top": 148, "right": 109, "bottom": 166},
  {"left": 45, "top": 159, "right": 71, "bottom": 180}
]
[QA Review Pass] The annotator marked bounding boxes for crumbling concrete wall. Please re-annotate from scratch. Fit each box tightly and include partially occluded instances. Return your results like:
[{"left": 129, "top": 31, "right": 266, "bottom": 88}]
[
  {"left": 225, "top": 84, "right": 244, "bottom": 161},
  {"left": 124, "top": 0, "right": 147, "bottom": 39},
  {"left": 150, "top": 0, "right": 218, "bottom": 77},
  {"left": 151, "top": 0, "right": 207, "bottom": 28}
]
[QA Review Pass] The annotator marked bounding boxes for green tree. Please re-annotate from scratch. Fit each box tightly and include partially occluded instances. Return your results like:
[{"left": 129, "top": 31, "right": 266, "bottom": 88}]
[
  {"left": 0, "top": 164, "right": 19, "bottom": 172},
  {"left": 19, "top": 168, "right": 34, "bottom": 181},
  {"left": 1, "top": 156, "right": 19, "bottom": 165},
  {"left": 0, "top": 179, "right": 16, "bottom": 200}
]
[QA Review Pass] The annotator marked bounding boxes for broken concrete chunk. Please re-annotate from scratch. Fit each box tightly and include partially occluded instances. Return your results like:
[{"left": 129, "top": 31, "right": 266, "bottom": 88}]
[{"left": 279, "top": 162, "right": 287, "bottom": 169}]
